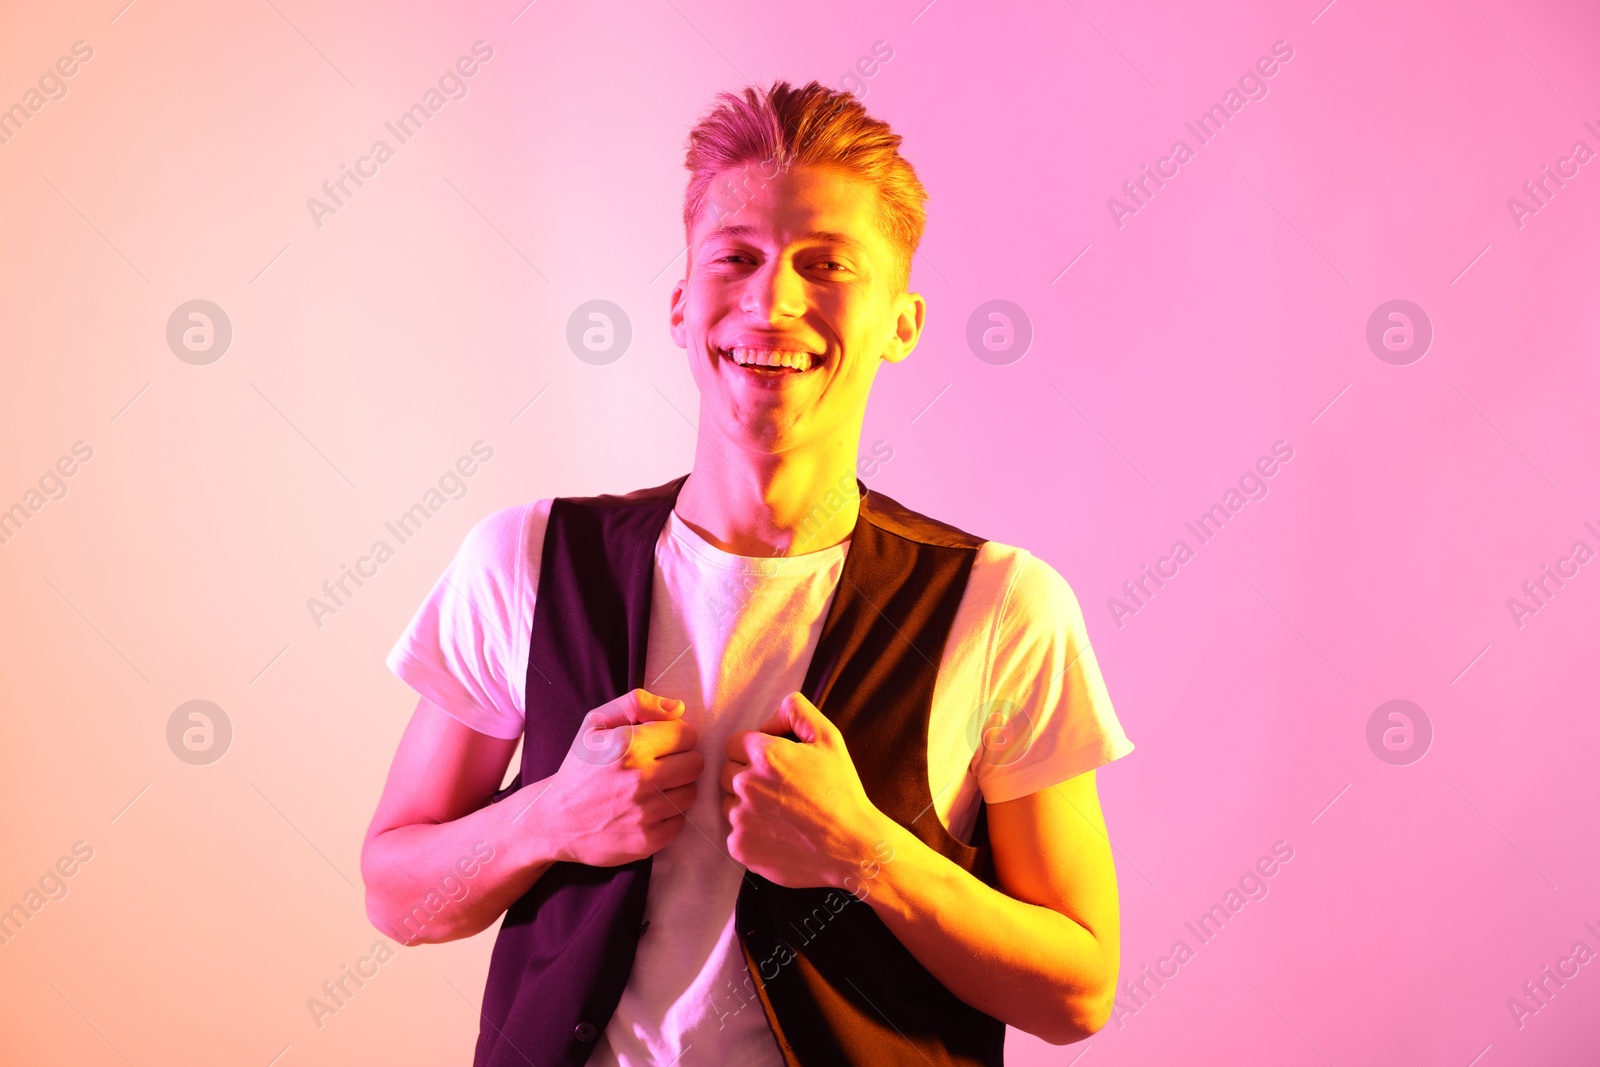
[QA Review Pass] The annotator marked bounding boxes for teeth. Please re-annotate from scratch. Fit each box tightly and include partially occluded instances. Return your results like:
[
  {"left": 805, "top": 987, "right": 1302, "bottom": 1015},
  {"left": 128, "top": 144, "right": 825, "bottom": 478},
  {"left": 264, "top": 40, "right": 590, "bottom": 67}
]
[{"left": 726, "top": 347, "right": 815, "bottom": 370}]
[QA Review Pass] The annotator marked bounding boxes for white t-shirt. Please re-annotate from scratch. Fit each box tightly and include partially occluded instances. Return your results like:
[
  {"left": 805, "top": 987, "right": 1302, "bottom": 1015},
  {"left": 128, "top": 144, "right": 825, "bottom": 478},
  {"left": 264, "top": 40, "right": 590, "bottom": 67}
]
[{"left": 387, "top": 498, "right": 1133, "bottom": 1067}]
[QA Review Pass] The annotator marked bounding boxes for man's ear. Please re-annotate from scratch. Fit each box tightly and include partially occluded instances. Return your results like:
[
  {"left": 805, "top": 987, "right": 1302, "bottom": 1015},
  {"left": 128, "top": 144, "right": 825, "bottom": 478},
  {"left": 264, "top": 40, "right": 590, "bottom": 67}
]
[
  {"left": 882, "top": 290, "right": 926, "bottom": 364},
  {"left": 669, "top": 276, "right": 688, "bottom": 349}
]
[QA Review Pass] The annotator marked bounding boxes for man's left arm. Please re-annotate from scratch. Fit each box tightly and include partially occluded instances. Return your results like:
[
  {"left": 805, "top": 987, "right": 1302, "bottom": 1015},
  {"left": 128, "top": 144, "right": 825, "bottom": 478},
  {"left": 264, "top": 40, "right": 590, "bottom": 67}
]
[
  {"left": 861, "top": 767, "right": 1119, "bottom": 1044},
  {"left": 722, "top": 694, "right": 1120, "bottom": 1045}
]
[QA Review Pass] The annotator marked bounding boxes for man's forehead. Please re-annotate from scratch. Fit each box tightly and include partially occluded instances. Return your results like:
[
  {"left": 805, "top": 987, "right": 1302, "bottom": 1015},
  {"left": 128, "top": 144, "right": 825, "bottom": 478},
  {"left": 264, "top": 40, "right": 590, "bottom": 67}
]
[
  {"left": 703, "top": 222, "right": 869, "bottom": 252},
  {"left": 693, "top": 163, "right": 884, "bottom": 250}
]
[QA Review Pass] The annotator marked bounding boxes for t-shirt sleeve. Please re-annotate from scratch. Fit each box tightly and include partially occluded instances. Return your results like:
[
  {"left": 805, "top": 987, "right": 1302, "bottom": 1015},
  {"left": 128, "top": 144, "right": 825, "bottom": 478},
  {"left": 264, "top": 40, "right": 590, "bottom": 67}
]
[
  {"left": 975, "top": 549, "right": 1134, "bottom": 803},
  {"left": 384, "top": 501, "right": 548, "bottom": 740}
]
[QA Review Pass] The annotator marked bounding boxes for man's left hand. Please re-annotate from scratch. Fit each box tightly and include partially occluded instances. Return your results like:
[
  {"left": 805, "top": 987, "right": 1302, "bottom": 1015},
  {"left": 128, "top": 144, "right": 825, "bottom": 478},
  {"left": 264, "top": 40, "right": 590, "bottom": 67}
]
[{"left": 721, "top": 692, "right": 889, "bottom": 891}]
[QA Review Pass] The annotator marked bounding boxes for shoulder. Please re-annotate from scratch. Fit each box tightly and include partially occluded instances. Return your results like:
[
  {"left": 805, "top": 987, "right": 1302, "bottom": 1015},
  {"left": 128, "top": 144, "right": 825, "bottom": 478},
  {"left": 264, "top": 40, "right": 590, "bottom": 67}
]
[
  {"left": 455, "top": 500, "right": 551, "bottom": 577},
  {"left": 860, "top": 487, "right": 985, "bottom": 550},
  {"left": 554, "top": 476, "right": 687, "bottom": 512},
  {"left": 974, "top": 542, "right": 1087, "bottom": 635},
  {"left": 538, "top": 477, "right": 687, "bottom": 552},
  {"left": 439, "top": 500, "right": 554, "bottom": 617},
  {"left": 960, "top": 537, "right": 1088, "bottom": 630},
  {"left": 958, "top": 539, "right": 1098, "bottom": 682}
]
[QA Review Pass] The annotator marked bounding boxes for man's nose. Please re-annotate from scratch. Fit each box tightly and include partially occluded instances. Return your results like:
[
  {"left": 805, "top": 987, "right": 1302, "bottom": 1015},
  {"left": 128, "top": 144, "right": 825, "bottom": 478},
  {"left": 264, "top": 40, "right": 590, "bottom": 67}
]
[{"left": 740, "top": 260, "right": 806, "bottom": 323}]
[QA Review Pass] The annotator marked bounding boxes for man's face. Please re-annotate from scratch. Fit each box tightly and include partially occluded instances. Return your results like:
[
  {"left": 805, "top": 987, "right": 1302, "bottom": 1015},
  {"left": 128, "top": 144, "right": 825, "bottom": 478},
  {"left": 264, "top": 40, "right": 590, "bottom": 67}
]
[{"left": 670, "top": 163, "right": 924, "bottom": 457}]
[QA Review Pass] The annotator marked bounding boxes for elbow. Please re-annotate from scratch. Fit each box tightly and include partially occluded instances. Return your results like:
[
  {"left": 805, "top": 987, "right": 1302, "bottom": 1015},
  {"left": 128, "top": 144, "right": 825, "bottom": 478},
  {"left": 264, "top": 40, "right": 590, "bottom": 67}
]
[
  {"left": 366, "top": 896, "right": 440, "bottom": 947},
  {"left": 360, "top": 857, "right": 404, "bottom": 945},
  {"left": 363, "top": 900, "right": 392, "bottom": 943},
  {"left": 363, "top": 880, "right": 473, "bottom": 947},
  {"left": 1039, "top": 1002, "right": 1111, "bottom": 1046},
  {"left": 360, "top": 838, "right": 429, "bottom": 946},
  {"left": 1039, "top": 931, "right": 1120, "bottom": 1043},
  {"left": 364, "top": 882, "right": 449, "bottom": 946},
  {"left": 363, "top": 892, "right": 410, "bottom": 946},
  {"left": 1039, "top": 984, "right": 1117, "bottom": 1045},
  {"left": 1072, "top": 990, "right": 1117, "bottom": 1041},
  {"left": 360, "top": 878, "right": 431, "bottom": 947}
]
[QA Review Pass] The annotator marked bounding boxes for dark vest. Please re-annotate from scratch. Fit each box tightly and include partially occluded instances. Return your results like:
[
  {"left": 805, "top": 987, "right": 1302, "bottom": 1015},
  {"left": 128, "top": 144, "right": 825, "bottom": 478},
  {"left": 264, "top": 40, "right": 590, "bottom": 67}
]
[{"left": 474, "top": 475, "right": 1007, "bottom": 1067}]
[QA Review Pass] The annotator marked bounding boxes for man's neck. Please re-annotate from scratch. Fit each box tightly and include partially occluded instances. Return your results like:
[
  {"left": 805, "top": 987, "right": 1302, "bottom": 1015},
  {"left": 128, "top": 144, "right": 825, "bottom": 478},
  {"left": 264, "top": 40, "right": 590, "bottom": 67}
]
[{"left": 674, "top": 440, "right": 861, "bottom": 558}]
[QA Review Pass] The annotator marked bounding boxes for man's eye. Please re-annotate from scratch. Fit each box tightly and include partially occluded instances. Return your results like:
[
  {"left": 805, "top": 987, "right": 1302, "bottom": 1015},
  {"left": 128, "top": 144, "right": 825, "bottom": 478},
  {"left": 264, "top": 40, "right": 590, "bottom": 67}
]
[{"left": 815, "top": 260, "right": 848, "bottom": 272}]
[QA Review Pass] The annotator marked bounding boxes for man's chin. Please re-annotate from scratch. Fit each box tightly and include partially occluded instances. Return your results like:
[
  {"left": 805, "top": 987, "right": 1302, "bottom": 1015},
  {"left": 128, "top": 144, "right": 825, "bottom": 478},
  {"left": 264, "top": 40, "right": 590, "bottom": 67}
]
[{"left": 710, "top": 413, "right": 811, "bottom": 458}]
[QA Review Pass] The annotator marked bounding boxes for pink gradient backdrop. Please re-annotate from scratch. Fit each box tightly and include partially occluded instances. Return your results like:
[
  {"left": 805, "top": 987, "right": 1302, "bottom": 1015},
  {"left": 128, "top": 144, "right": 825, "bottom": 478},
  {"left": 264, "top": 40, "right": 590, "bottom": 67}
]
[{"left": 2, "top": 0, "right": 1597, "bottom": 1063}]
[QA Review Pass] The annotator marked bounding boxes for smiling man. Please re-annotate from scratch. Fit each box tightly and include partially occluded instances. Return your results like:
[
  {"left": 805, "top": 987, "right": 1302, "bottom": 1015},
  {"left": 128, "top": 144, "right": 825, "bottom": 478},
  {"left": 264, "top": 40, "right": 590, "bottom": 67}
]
[{"left": 362, "top": 80, "right": 1133, "bottom": 1067}]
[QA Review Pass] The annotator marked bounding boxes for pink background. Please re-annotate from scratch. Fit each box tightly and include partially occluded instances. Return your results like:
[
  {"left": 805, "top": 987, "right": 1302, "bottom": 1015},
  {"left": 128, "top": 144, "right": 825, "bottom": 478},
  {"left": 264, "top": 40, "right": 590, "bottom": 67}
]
[{"left": 2, "top": 0, "right": 1597, "bottom": 1063}]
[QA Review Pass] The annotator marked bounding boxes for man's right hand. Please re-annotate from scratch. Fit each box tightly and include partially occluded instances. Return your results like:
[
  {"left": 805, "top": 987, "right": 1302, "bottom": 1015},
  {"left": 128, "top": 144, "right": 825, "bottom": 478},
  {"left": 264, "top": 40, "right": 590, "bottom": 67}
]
[{"left": 536, "top": 689, "right": 703, "bottom": 868}]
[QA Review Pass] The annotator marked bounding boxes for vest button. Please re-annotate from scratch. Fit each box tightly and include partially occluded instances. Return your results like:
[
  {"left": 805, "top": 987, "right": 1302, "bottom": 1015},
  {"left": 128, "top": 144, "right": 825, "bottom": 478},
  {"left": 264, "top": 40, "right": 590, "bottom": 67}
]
[{"left": 574, "top": 1021, "right": 598, "bottom": 1042}]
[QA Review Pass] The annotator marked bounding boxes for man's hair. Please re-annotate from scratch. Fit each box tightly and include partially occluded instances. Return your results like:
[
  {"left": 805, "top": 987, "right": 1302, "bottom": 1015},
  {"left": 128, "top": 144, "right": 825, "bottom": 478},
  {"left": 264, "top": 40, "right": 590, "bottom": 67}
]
[{"left": 682, "top": 80, "right": 927, "bottom": 292}]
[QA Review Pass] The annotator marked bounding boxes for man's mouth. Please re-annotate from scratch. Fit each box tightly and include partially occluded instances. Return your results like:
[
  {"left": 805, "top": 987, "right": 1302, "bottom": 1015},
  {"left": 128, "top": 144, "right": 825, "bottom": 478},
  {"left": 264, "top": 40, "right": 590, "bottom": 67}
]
[{"left": 719, "top": 346, "right": 823, "bottom": 375}]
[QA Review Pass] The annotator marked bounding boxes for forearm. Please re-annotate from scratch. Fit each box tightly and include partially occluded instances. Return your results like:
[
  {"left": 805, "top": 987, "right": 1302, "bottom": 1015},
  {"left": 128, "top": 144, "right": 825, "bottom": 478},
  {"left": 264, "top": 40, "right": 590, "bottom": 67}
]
[
  {"left": 361, "top": 777, "right": 559, "bottom": 945},
  {"left": 853, "top": 817, "right": 1114, "bottom": 1043}
]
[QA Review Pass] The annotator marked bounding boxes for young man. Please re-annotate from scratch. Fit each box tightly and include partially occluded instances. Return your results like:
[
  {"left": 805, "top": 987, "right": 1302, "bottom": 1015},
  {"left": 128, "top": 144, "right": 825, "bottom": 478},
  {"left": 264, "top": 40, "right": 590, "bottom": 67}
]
[{"left": 362, "top": 81, "right": 1134, "bottom": 1067}]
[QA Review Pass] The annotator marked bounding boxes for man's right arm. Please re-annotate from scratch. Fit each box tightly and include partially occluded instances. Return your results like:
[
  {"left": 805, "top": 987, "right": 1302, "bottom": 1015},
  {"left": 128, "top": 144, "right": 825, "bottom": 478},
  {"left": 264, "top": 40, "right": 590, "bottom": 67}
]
[
  {"left": 360, "top": 690, "right": 700, "bottom": 946},
  {"left": 360, "top": 696, "right": 552, "bottom": 945}
]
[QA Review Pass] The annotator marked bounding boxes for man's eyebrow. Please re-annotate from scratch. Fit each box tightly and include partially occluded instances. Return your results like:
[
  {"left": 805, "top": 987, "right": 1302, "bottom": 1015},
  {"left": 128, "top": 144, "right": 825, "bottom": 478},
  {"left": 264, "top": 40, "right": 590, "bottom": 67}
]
[{"left": 703, "top": 225, "right": 867, "bottom": 251}]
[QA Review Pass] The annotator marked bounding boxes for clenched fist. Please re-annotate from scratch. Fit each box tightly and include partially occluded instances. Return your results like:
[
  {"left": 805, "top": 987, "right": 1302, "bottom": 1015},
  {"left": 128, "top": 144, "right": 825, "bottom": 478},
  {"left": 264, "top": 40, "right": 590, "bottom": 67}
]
[
  {"left": 721, "top": 692, "right": 891, "bottom": 893},
  {"left": 531, "top": 689, "right": 704, "bottom": 868}
]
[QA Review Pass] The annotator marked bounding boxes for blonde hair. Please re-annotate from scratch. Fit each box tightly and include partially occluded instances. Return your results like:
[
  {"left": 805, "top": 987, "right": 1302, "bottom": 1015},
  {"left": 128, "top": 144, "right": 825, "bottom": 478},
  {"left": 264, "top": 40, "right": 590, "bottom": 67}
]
[{"left": 682, "top": 80, "right": 926, "bottom": 291}]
